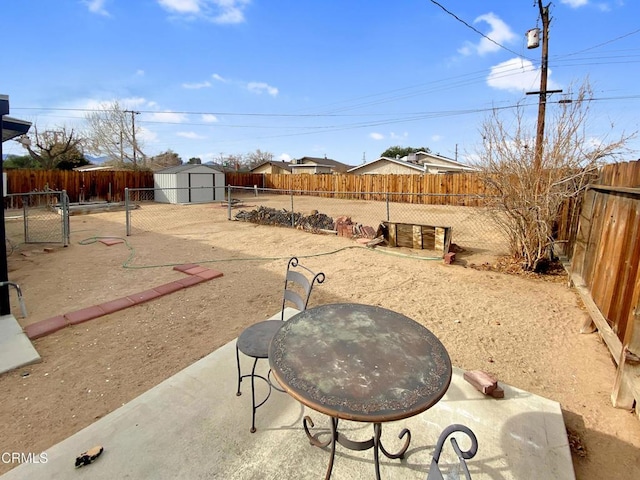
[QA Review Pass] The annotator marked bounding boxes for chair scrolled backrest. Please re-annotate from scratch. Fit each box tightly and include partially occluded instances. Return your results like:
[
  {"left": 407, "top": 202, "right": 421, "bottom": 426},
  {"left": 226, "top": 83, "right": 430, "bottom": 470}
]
[
  {"left": 427, "top": 424, "right": 478, "bottom": 480},
  {"left": 280, "top": 257, "right": 325, "bottom": 320}
]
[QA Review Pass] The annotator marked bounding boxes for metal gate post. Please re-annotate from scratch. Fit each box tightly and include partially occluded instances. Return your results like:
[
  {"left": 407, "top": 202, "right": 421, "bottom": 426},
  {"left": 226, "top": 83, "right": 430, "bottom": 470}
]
[
  {"left": 227, "top": 185, "right": 232, "bottom": 220},
  {"left": 125, "top": 188, "right": 131, "bottom": 236},
  {"left": 290, "top": 191, "right": 294, "bottom": 227},
  {"left": 62, "top": 190, "right": 70, "bottom": 246},
  {"left": 22, "top": 194, "right": 29, "bottom": 243},
  {"left": 386, "top": 192, "right": 390, "bottom": 222}
]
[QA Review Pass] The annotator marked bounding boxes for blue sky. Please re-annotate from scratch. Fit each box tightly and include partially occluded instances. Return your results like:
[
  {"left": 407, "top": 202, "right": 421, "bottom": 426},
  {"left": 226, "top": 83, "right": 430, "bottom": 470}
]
[{"left": 2, "top": 0, "right": 639, "bottom": 166}]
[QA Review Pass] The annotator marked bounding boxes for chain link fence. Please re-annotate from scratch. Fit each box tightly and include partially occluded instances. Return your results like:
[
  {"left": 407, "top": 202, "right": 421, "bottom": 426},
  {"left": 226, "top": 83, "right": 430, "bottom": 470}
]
[
  {"left": 4, "top": 191, "right": 70, "bottom": 252},
  {"left": 124, "top": 187, "right": 228, "bottom": 236},
  {"left": 125, "top": 185, "right": 507, "bottom": 258}
]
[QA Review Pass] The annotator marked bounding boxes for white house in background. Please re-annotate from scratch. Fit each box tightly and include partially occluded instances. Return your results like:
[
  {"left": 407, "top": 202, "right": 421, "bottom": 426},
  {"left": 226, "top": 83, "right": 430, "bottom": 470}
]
[
  {"left": 348, "top": 151, "right": 477, "bottom": 175},
  {"left": 289, "top": 156, "right": 351, "bottom": 174}
]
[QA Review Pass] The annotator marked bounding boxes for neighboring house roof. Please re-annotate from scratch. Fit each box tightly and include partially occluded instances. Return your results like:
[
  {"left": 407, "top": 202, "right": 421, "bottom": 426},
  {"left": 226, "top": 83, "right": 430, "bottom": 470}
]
[
  {"left": 347, "top": 157, "right": 425, "bottom": 174},
  {"left": 293, "top": 156, "right": 351, "bottom": 172},
  {"left": 402, "top": 151, "right": 477, "bottom": 172},
  {"left": 250, "top": 161, "right": 293, "bottom": 173},
  {"left": 73, "top": 165, "right": 122, "bottom": 172},
  {"left": 155, "top": 164, "right": 224, "bottom": 174},
  {"left": 348, "top": 153, "right": 477, "bottom": 174}
]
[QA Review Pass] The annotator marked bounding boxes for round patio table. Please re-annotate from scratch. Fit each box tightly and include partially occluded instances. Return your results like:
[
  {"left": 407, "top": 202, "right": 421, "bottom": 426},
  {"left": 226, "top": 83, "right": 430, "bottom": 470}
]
[{"left": 269, "top": 303, "right": 452, "bottom": 480}]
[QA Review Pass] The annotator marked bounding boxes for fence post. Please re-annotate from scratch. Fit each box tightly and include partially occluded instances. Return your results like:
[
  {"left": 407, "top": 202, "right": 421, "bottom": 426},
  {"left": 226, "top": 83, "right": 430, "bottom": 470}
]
[
  {"left": 62, "top": 190, "right": 70, "bottom": 246},
  {"left": 227, "top": 185, "right": 232, "bottom": 220},
  {"left": 290, "top": 190, "right": 295, "bottom": 227},
  {"left": 125, "top": 188, "right": 131, "bottom": 236},
  {"left": 22, "top": 194, "right": 28, "bottom": 243},
  {"left": 386, "top": 192, "right": 390, "bottom": 222}
]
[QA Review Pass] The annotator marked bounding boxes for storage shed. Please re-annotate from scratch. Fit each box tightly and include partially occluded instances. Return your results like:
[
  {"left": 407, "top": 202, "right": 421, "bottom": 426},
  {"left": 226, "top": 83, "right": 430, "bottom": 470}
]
[{"left": 153, "top": 164, "right": 225, "bottom": 204}]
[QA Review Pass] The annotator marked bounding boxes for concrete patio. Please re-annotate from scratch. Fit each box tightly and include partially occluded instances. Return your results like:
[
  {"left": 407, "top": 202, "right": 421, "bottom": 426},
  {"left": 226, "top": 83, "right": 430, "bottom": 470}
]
[{"left": 1, "top": 337, "right": 575, "bottom": 479}]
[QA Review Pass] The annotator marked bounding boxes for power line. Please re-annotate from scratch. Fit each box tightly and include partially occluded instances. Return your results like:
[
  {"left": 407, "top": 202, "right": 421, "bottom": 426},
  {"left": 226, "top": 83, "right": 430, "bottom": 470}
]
[{"left": 427, "top": 0, "right": 533, "bottom": 60}]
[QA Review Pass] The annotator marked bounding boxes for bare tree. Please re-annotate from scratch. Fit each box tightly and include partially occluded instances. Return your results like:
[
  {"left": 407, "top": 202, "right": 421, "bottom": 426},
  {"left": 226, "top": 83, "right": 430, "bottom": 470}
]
[
  {"left": 246, "top": 149, "right": 274, "bottom": 168},
  {"left": 148, "top": 149, "right": 182, "bottom": 171},
  {"left": 474, "top": 81, "right": 635, "bottom": 271},
  {"left": 84, "top": 101, "right": 146, "bottom": 168},
  {"left": 22, "top": 126, "right": 86, "bottom": 170}
]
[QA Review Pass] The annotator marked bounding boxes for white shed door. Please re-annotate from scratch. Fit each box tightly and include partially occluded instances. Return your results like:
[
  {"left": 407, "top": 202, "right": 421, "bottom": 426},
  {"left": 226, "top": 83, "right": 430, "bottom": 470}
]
[{"left": 188, "top": 173, "right": 214, "bottom": 203}]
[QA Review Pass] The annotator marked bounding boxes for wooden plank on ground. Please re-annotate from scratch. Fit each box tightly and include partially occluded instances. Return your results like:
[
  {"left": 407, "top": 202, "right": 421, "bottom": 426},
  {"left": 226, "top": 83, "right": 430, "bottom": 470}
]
[
  {"left": 571, "top": 272, "right": 622, "bottom": 362},
  {"left": 412, "top": 225, "right": 422, "bottom": 249}
]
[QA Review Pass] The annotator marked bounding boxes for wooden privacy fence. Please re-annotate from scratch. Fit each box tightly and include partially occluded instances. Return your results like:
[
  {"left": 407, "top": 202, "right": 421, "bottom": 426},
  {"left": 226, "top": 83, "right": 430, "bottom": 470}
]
[
  {"left": 5, "top": 169, "right": 153, "bottom": 205},
  {"left": 262, "top": 173, "right": 493, "bottom": 206},
  {"left": 5, "top": 170, "right": 493, "bottom": 205},
  {"left": 568, "top": 160, "right": 640, "bottom": 414}
]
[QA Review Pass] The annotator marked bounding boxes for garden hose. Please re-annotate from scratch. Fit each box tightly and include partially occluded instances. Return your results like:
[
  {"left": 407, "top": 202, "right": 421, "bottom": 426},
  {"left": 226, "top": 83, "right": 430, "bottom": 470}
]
[{"left": 77, "top": 235, "right": 442, "bottom": 270}]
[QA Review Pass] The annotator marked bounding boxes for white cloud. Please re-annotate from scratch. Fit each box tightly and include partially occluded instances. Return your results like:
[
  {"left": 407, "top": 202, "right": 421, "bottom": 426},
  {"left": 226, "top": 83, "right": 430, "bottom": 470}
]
[
  {"left": 487, "top": 57, "right": 560, "bottom": 92},
  {"left": 458, "top": 13, "right": 516, "bottom": 56},
  {"left": 121, "top": 97, "right": 148, "bottom": 108},
  {"left": 247, "top": 82, "right": 278, "bottom": 97},
  {"left": 157, "top": 0, "right": 200, "bottom": 14},
  {"left": 202, "top": 114, "right": 218, "bottom": 123},
  {"left": 137, "top": 127, "right": 157, "bottom": 143},
  {"left": 279, "top": 153, "right": 291, "bottom": 162},
  {"left": 177, "top": 131, "right": 206, "bottom": 139},
  {"left": 390, "top": 132, "right": 409, "bottom": 141},
  {"left": 182, "top": 81, "right": 212, "bottom": 89},
  {"left": 212, "top": 73, "right": 228, "bottom": 82},
  {"left": 431, "top": 135, "right": 442, "bottom": 142},
  {"left": 560, "top": 0, "right": 589, "bottom": 7},
  {"left": 135, "top": 70, "right": 145, "bottom": 76},
  {"left": 157, "top": 0, "right": 250, "bottom": 24},
  {"left": 147, "top": 111, "right": 187, "bottom": 123},
  {"left": 83, "top": 0, "right": 110, "bottom": 16},
  {"left": 369, "top": 132, "right": 384, "bottom": 140}
]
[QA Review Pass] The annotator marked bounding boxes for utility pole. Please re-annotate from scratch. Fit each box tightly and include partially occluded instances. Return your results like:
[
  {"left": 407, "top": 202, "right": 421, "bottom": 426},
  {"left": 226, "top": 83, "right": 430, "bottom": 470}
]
[
  {"left": 533, "top": 1, "right": 550, "bottom": 173},
  {"left": 125, "top": 110, "right": 140, "bottom": 168}
]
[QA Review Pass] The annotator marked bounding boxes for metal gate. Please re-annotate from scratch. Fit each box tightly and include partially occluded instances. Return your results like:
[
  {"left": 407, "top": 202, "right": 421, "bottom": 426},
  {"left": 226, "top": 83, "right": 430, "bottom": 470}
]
[{"left": 4, "top": 191, "right": 70, "bottom": 246}]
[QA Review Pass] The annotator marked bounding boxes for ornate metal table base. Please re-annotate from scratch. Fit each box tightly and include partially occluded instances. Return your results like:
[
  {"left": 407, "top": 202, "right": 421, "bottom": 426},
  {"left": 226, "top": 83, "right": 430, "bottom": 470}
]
[{"left": 303, "top": 415, "right": 411, "bottom": 480}]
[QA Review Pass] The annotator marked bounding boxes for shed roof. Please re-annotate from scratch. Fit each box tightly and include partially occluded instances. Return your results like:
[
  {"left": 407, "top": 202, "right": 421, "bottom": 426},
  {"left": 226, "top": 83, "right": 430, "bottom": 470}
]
[{"left": 155, "top": 164, "right": 224, "bottom": 174}]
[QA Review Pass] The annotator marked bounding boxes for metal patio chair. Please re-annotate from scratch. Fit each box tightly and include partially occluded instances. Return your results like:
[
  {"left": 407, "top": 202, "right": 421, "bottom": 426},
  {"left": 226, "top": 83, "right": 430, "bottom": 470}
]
[
  {"left": 427, "top": 424, "right": 478, "bottom": 480},
  {"left": 235, "top": 257, "right": 326, "bottom": 433}
]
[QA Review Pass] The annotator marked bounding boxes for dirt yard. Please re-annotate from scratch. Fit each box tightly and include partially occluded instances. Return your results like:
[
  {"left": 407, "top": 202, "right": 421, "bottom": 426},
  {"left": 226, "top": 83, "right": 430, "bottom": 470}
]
[{"left": 0, "top": 199, "right": 639, "bottom": 479}]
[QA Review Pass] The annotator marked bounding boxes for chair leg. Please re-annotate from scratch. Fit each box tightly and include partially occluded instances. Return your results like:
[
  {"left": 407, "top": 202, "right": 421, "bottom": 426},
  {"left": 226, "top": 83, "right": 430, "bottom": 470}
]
[
  {"left": 249, "top": 357, "right": 260, "bottom": 433},
  {"left": 235, "top": 343, "right": 242, "bottom": 396}
]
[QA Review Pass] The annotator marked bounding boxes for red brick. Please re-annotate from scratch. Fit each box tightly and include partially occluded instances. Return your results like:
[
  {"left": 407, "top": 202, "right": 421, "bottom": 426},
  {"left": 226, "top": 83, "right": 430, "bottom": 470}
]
[
  {"left": 127, "top": 289, "right": 162, "bottom": 304},
  {"left": 176, "top": 275, "right": 206, "bottom": 287},
  {"left": 463, "top": 370, "right": 498, "bottom": 395},
  {"left": 184, "top": 266, "right": 208, "bottom": 275},
  {"left": 361, "top": 226, "right": 377, "bottom": 239},
  {"left": 490, "top": 386, "right": 505, "bottom": 399},
  {"left": 24, "top": 316, "right": 68, "bottom": 339},
  {"left": 99, "top": 297, "right": 135, "bottom": 314},
  {"left": 195, "top": 269, "right": 224, "bottom": 281},
  {"left": 443, "top": 252, "right": 456, "bottom": 264},
  {"left": 153, "top": 282, "right": 185, "bottom": 295},
  {"left": 66, "top": 306, "right": 106, "bottom": 325},
  {"left": 99, "top": 238, "right": 124, "bottom": 246}
]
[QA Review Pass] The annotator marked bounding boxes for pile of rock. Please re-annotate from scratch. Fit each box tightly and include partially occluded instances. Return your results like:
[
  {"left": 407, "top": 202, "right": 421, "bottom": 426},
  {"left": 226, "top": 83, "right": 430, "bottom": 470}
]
[{"left": 234, "top": 206, "right": 335, "bottom": 232}]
